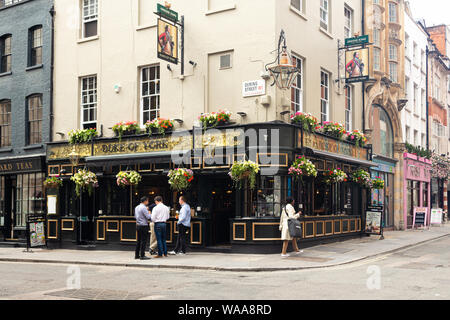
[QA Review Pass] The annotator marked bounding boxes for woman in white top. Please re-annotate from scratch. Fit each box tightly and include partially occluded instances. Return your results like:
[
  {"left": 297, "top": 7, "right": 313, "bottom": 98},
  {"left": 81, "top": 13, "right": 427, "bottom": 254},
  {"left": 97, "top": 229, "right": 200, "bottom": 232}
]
[{"left": 279, "top": 197, "right": 302, "bottom": 257}]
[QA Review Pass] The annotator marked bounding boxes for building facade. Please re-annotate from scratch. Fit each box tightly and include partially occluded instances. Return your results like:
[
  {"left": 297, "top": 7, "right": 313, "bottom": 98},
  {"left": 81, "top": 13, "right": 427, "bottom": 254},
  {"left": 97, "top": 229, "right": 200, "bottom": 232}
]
[
  {"left": 364, "top": 0, "right": 406, "bottom": 230},
  {"left": 0, "top": 0, "right": 53, "bottom": 241},
  {"left": 46, "top": 0, "right": 373, "bottom": 250}
]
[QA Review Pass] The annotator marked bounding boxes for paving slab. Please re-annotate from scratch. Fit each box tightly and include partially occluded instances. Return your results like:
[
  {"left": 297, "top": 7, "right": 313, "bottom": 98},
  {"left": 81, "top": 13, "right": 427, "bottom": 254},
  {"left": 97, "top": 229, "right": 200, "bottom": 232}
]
[{"left": 0, "top": 225, "right": 449, "bottom": 272}]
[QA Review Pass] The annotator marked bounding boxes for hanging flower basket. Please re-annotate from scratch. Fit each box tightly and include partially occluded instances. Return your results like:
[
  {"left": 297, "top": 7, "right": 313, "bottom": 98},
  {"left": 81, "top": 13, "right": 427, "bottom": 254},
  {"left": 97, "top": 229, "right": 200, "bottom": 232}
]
[
  {"left": 324, "top": 168, "right": 348, "bottom": 185},
  {"left": 346, "top": 130, "right": 368, "bottom": 147},
  {"left": 112, "top": 121, "right": 141, "bottom": 141},
  {"left": 68, "top": 128, "right": 98, "bottom": 145},
  {"left": 351, "top": 169, "right": 372, "bottom": 188},
  {"left": 371, "top": 177, "right": 385, "bottom": 190},
  {"left": 288, "top": 156, "right": 318, "bottom": 181},
  {"left": 116, "top": 171, "right": 142, "bottom": 188},
  {"left": 44, "top": 176, "right": 63, "bottom": 189},
  {"left": 199, "top": 110, "right": 232, "bottom": 129},
  {"left": 145, "top": 118, "right": 174, "bottom": 136},
  {"left": 290, "top": 112, "right": 319, "bottom": 133},
  {"left": 168, "top": 168, "right": 194, "bottom": 192},
  {"left": 320, "top": 122, "right": 346, "bottom": 140},
  {"left": 71, "top": 169, "right": 99, "bottom": 197},
  {"left": 229, "top": 160, "right": 260, "bottom": 190}
]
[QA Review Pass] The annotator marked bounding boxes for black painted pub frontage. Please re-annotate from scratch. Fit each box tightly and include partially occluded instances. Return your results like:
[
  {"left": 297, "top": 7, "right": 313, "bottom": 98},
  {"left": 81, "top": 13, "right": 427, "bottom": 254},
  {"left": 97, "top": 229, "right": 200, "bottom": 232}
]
[{"left": 44, "top": 122, "right": 373, "bottom": 252}]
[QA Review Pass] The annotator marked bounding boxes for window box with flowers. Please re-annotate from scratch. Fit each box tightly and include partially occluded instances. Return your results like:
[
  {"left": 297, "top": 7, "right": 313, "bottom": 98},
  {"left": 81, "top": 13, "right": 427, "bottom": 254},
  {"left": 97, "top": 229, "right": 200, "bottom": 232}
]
[
  {"left": 112, "top": 121, "right": 141, "bottom": 141},
  {"left": 229, "top": 160, "right": 260, "bottom": 190},
  {"left": 346, "top": 130, "right": 368, "bottom": 147},
  {"left": 290, "top": 112, "right": 319, "bottom": 133},
  {"left": 68, "top": 128, "right": 98, "bottom": 145},
  {"left": 44, "top": 176, "right": 63, "bottom": 190},
  {"left": 116, "top": 171, "right": 142, "bottom": 188},
  {"left": 71, "top": 169, "right": 99, "bottom": 197},
  {"left": 318, "top": 122, "right": 347, "bottom": 140},
  {"left": 323, "top": 168, "right": 348, "bottom": 185},
  {"left": 288, "top": 156, "right": 318, "bottom": 181},
  {"left": 168, "top": 168, "right": 194, "bottom": 192},
  {"left": 145, "top": 118, "right": 174, "bottom": 136},
  {"left": 199, "top": 110, "right": 232, "bottom": 129}
]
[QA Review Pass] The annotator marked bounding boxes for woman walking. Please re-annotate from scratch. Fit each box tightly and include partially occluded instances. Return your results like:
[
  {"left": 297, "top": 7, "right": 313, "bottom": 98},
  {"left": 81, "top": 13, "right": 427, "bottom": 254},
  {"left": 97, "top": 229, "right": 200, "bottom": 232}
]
[{"left": 279, "top": 197, "right": 302, "bottom": 258}]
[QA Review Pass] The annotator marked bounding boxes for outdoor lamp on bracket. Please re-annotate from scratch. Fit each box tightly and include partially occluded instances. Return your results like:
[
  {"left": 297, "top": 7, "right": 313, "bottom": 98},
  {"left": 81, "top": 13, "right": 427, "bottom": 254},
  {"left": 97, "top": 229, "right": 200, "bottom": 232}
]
[
  {"left": 69, "top": 147, "right": 80, "bottom": 167},
  {"left": 265, "top": 30, "right": 300, "bottom": 90}
]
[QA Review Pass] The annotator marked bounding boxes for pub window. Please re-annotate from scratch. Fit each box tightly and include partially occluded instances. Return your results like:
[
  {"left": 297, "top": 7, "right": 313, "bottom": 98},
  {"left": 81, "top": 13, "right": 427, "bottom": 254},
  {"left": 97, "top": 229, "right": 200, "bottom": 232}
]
[
  {"left": 320, "top": 69, "right": 330, "bottom": 123},
  {"left": 0, "top": 34, "right": 11, "bottom": 73},
  {"left": 80, "top": 75, "right": 97, "bottom": 129},
  {"left": 82, "top": 0, "right": 98, "bottom": 38},
  {"left": 291, "top": 55, "right": 303, "bottom": 113},
  {"left": 14, "top": 173, "right": 45, "bottom": 228},
  {"left": 422, "top": 183, "right": 429, "bottom": 208},
  {"left": 140, "top": 65, "right": 160, "bottom": 125},
  {"left": 249, "top": 176, "right": 288, "bottom": 218},
  {"left": 0, "top": 177, "right": 5, "bottom": 227},
  {"left": 344, "top": 85, "right": 352, "bottom": 132},
  {"left": 0, "top": 99, "right": 11, "bottom": 147},
  {"left": 27, "top": 94, "right": 43, "bottom": 145},
  {"left": 28, "top": 26, "right": 42, "bottom": 67}
]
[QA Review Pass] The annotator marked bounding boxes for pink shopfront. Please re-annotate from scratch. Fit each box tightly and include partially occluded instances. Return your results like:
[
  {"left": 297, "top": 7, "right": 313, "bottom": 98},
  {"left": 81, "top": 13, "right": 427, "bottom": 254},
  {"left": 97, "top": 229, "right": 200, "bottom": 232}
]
[{"left": 403, "top": 153, "right": 432, "bottom": 228}]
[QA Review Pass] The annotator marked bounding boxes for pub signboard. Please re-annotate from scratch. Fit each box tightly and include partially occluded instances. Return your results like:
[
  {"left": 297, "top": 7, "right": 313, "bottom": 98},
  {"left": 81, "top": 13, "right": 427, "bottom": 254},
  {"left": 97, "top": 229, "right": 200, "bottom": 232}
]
[{"left": 0, "top": 157, "right": 44, "bottom": 175}]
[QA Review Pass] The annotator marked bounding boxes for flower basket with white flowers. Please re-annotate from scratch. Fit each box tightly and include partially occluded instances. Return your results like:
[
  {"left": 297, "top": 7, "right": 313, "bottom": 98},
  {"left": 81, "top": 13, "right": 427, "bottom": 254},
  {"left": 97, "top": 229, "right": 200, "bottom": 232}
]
[
  {"left": 288, "top": 156, "right": 318, "bottom": 181},
  {"left": 145, "top": 118, "right": 174, "bottom": 136},
  {"left": 290, "top": 112, "right": 319, "bottom": 133},
  {"left": 168, "top": 168, "right": 194, "bottom": 192},
  {"left": 351, "top": 169, "right": 372, "bottom": 188},
  {"left": 324, "top": 168, "right": 348, "bottom": 185},
  {"left": 71, "top": 169, "right": 99, "bottom": 197},
  {"left": 116, "top": 171, "right": 142, "bottom": 188},
  {"left": 229, "top": 160, "right": 260, "bottom": 190}
]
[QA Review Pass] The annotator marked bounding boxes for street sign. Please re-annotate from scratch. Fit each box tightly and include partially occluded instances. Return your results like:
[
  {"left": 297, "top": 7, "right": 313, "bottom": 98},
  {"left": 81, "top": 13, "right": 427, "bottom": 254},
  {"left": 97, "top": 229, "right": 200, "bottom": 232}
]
[
  {"left": 242, "top": 80, "right": 266, "bottom": 97},
  {"left": 157, "top": 3, "right": 178, "bottom": 22},
  {"left": 345, "top": 35, "right": 369, "bottom": 47}
]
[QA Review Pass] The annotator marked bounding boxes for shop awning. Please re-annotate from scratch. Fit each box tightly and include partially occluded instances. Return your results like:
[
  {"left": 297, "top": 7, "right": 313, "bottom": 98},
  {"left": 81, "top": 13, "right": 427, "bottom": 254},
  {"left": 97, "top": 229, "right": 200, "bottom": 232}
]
[
  {"left": 304, "top": 148, "right": 377, "bottom": 167},
  {"left": 85, "top": 150, "right": 191, "bottom": 167}
]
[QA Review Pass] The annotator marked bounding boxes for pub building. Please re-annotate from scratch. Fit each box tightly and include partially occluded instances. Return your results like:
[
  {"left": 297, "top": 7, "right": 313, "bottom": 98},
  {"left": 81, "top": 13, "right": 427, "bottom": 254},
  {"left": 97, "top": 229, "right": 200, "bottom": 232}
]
[{"left": 45, "top": 121, "right": 374, "bottom": 252}]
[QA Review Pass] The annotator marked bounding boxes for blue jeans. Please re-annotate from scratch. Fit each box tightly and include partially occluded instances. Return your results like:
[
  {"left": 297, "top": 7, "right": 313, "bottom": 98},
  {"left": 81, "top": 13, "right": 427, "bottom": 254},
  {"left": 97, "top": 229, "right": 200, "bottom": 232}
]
[{"left": 154, "top": 222, "right": 167, "bottom": 256}]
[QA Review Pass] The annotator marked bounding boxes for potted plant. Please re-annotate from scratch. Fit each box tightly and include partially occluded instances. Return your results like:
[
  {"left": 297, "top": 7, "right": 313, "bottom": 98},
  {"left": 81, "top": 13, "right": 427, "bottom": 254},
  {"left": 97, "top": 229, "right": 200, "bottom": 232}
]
[
  {"left": 44, "top": 176, "right": 63, "bottom": 189},
  {"left": 145, "top": 118, "right": 174, "bottom": 136},
  {"left": 116, "top": 171, "right": 142, "bottom": 188},
  {"left": 71, "top": 169, "right": 99, "bottom": 197},
  {"left": 288, "top": 156, "right": 318, "bottom": 181},
  {"left": 290, "top": 112, "right": 319, "bottom": 133},
  {"left": 351, "top": 169, "right": 372, "bottom": 188},
  {"left": 347, "top": 130, "right": 367, "bottom": 147},
  {"left": 112, "top": 121, "right": 141, "bottom": 141},
  {"left": 229, "top": 160, "right": 260, "bottom": 190},
  {"left": 199, "top": 110, "right": 232, "bottom": 129},
  {"left": 371, "top": 177, "right": 385, "bottom": 190},
  {"left": 324, "top": 168, "right": 348, "bottom": 185},
  {"left": 321, "top": 122, "right": 346, "bottom": 140},
  {"left": 68, "top": 128, "right": 98, "bottom": 145},
  {"left": 168, "top": 168, "right": 194, "bottom": 192}
]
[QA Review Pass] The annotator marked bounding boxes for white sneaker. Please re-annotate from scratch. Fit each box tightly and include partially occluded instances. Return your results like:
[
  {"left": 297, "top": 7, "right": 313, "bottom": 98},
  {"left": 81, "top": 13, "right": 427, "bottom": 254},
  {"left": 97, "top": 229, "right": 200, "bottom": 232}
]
[
  {"left": 177, "top": 252, "right": 186, "bottom": 256},
  {"left": 168, "top": 251, "right": 177, "bottom": 255},
  {"left": 295, "top": 250, "right": 304, "bottom": 254},
  {"left": 281, "top": 254, "right": 289, "bottom": 258}
]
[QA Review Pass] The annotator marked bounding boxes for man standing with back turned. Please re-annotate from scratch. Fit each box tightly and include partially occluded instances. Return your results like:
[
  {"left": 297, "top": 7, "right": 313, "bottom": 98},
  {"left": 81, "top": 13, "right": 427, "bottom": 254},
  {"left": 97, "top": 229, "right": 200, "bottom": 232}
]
[
  {"left": 151, "top": 196, "right": 170, "bottom": 258},
  {"left": 134, "top": 196, "right": 151, "bottom": 260}
]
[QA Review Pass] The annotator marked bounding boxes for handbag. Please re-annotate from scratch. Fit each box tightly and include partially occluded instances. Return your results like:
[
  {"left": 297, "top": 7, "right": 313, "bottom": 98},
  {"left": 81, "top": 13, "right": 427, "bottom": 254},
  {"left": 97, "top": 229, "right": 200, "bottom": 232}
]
[{"left": 283, "top": 207, "right": 303, "bottom": 238}]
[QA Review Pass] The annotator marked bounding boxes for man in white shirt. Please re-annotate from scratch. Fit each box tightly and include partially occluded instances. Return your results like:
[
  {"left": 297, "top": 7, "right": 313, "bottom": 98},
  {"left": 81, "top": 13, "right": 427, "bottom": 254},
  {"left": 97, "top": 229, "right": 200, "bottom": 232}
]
[{"left": 151, "top": 196, "right": 170, "bottom": 258}]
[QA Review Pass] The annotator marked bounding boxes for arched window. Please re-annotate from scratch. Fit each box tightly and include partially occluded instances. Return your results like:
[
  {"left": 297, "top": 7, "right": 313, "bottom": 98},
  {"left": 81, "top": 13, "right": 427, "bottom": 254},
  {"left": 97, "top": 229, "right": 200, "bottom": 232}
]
[{"left": 372, "top": 105, "right": 394, "bottom": 158}]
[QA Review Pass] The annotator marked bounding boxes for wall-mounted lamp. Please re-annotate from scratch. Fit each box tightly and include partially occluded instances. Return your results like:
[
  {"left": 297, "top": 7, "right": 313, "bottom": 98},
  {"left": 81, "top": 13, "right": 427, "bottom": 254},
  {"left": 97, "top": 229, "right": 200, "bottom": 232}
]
[
  {"left": 189, "top": 60, "right": 197, "bottom": 68},
  {"left": 56, "top": 132, "right": 65, "bottom": 138},
  {"left": 167, "top": 64, "right": 172, "bottom": 72},
  {"left": 237, "top": 112, "right": 247, "bottom": 118},
  {"left": 113, "top": 84, "right": 122, "bottom": 94},
  {"left": 280, "top": 110, "right": 291, "bottom": 117},
  {"left": 173, "top": 119, "right": 184, "bottom": 125}
]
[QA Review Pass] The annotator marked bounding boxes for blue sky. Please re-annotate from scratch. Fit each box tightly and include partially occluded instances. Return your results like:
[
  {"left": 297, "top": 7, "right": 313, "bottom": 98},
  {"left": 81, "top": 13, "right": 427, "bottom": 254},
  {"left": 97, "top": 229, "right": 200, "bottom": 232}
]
[{"left": 407, "top": 0, "right": 450, "bottom": 26}]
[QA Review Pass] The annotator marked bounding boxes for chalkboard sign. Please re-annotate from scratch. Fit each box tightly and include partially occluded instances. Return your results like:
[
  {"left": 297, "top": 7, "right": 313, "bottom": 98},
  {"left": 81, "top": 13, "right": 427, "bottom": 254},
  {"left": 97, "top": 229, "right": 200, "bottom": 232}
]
[{"left": 413, "top": 208, "right": 427, "bottom": 228}]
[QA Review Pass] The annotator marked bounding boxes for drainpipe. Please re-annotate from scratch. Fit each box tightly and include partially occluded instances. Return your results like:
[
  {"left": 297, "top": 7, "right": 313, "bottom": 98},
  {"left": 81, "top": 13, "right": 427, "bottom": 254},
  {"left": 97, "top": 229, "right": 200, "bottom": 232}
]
[
  {"left": 49, "top": 6, "right": 55, "bottom": 143},
  {"left": 362, "top": 0, "right": 366, "bottom": 134},
  {"left": 426, "top": 46, "right": 430, "bottom": 150}
]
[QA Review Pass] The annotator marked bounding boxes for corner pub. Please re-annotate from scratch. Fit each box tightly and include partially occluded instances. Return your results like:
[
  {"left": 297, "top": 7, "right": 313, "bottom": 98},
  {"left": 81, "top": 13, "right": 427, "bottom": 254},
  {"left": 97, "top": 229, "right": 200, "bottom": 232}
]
[{"left": 44, "top": 121, "right": 374, "bottom": 253}]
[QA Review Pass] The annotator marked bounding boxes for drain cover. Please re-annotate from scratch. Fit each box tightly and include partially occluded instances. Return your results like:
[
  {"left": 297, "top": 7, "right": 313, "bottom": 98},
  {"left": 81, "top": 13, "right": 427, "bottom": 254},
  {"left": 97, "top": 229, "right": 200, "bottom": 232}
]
[{"left": 45, "top": 288, "right": 149, "bottom": 300}]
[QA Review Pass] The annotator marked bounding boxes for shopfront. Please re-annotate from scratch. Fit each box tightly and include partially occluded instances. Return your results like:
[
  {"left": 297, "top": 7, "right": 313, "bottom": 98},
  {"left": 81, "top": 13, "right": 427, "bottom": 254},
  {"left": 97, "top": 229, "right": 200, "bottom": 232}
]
[
  {"left": 370, "top": 159, "right": 396, "bottom": 229},
  {"left": 45, "top": 123, "right": 373, "bottom": 252},
  {"left": 0, "top": 156, "right": 46, "bottom": 242}
]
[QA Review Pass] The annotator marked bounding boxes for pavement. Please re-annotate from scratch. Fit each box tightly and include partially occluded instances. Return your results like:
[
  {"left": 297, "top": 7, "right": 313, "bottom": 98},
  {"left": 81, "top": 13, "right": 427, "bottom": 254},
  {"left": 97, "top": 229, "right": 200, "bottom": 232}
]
[{"left": 0, "top": 225, "right": 449, "bottom": 272}]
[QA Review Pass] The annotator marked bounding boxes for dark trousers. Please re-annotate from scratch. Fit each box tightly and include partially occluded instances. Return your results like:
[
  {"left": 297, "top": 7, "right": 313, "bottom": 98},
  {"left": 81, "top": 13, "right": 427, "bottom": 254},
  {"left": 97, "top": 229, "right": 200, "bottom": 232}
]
[
  {"left": 174, "top": 224, "right": 189, "bottom": 253},
  {"left": 135, "top": 225, "right": 149, "bottom": 258},
  {"left": 154, "top": 222, "right": 167, "bottom": 256}
]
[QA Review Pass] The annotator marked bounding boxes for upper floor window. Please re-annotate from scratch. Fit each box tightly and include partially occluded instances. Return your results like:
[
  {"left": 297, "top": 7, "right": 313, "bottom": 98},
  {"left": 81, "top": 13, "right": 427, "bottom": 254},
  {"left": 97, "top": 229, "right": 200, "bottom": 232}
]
[
  {"left": 373, "top": 47, "right": 381, "bottom": 71},
  {"left": 80, "top": 75, "right": 97, "bottom": 129},
  {"left": 320, "top": 70, "right": 330, "bottom": 123},
  {"left": 389, "top": 62, "right": 398, "bottom": 83},
  {"left": 0, "top": 100, "right": 11, "bottom": 148},
  {"left": 434, "top": 74, "right": 441, "bottom": 101},
  {"left": 27, "top": 94, "right": 43, "bottom": 145},
  {"left": 0, "top": 34, "right": 11, "bottom": 73},
  {"left": 388, "top": 2, "right": 398, "bottom": 23},
  {"left": 141, "top": 65, "right": 160, "bottom": 125},
  {"left": 291, "top": 55, "right": 303, "bottom": 113},
  {"left": 82, "top": 0, "right": 98, "bottom": 38},
  {"left": 290, "top": 0, "right": 303, "bottom": 13},
  {"left": 344, "top": 5, "right": 353, "bottom": 39},
  {"left": 388, "top": 44, "right": 398, "bottom": 61},
  {"left": 404, "top": 33, "right": 409, "bottom": 54},
  {"left": 320, "top": 0, "right": 329, "bottom": 31},
  {"left": 29, "top": 26, "right": 42, "bottom": 67},
  {"left": 344, "top": 85, "right": 352, "bottom": 132},
  {"left": 372, "top": 28, "right": 380, "bottom": 47}
]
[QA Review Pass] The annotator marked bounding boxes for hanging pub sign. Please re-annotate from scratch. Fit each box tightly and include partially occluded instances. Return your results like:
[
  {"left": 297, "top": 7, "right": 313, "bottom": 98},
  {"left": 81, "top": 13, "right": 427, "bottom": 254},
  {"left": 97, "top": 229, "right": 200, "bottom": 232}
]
[
  {"left": 345, "top": 47, "right": 369, "bottom": 83},
  {"left": 157, "top": 19, "right": 178, "bottom": 65},
  {"left": 156, "top": 3, "right": 178, "bottom": 22}
]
